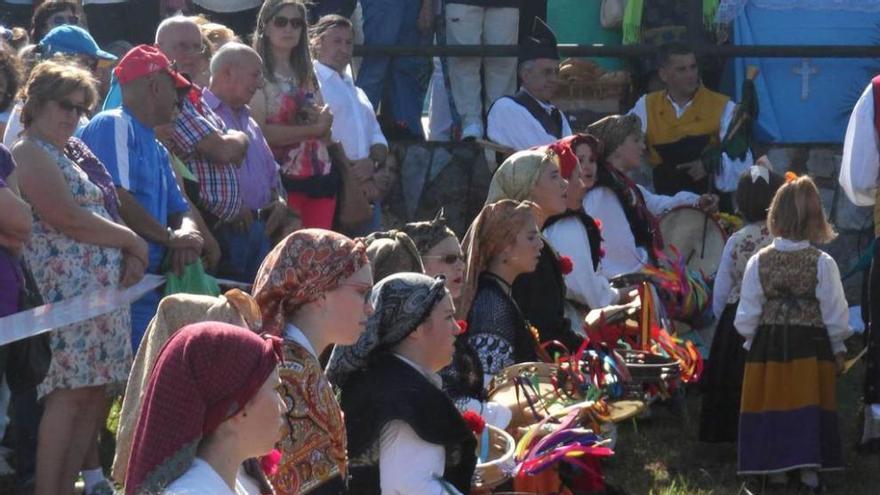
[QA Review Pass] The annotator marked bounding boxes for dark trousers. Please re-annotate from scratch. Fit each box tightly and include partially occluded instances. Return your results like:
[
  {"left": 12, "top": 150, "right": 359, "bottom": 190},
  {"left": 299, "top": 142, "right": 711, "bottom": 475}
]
[
  {"left": 83, "top": 3, "right": 131, "bottom": 45},
  {"left": 190, "top": 4, "right": 261, "bottom": 40},
  {"left": 864, "top": 239, "right": 880, "bottom": 405}
]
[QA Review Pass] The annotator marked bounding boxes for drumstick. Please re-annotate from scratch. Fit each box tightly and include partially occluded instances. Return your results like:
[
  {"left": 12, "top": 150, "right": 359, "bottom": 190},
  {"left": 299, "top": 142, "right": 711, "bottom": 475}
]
[{"left": 843, "top": 347, "right": 868, "bottom": 375}]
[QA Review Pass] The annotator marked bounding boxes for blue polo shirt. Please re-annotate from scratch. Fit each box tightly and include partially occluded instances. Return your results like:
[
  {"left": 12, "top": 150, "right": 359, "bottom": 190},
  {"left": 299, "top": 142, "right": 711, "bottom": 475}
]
[
  {"left": 78, "top": 106, "right": 189, "bottom": 273},
  {"left": 79, "top": 106, "right": 190, "bottom": 351}
]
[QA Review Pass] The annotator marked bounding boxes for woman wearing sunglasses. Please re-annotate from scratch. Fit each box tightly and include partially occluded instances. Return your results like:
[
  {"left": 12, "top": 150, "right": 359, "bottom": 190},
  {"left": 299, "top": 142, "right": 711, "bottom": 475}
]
[
  {"left": 12, "top": 59, "right": 148, "bottom": 495},
  {"left": 30, "top": 1, "right": 84, "bottom": 43},
  {"left": 250, "top": 0, "right": 338, "bottom": 231},
  {"left": 252, "top": 228, "right": 374, "bottom": 495}
]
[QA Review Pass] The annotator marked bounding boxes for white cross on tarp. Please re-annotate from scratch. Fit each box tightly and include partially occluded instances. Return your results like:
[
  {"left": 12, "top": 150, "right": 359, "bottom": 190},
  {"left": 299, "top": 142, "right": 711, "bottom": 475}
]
[{"left": 792, "top": 58, "right": 819, "bottom": 101}]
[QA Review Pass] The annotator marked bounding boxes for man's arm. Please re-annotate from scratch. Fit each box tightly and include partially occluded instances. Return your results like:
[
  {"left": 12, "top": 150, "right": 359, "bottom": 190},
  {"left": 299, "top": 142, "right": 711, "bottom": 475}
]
[{"left": 196, "top": 130, "right": 249, "bottom": 165}]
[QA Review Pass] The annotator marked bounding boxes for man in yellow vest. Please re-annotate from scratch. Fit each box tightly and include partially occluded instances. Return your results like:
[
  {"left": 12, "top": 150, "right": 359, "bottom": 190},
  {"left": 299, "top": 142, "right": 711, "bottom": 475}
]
[{"left": 629, "top": 43, "right": 752, "bottom": 205}]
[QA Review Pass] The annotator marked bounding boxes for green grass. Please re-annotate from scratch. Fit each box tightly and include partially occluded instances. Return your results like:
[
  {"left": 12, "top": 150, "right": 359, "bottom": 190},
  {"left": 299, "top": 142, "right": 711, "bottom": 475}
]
[{"left": 603, "top": 336, "right": 880, "bottom": 494}]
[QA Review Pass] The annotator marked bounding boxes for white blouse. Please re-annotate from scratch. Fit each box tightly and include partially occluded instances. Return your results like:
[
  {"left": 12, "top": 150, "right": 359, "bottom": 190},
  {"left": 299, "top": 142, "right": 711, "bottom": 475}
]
[
  {"left": 840, "top": 83, "right": 879, "bottom": 207},
  {"left": 164, "top": 458, "right": 261, "bottom": 495},
  {"left": 733, "top": 238, "right": 851, "bottom": 354},
  {"left": 582, "top": 185, "right": 699, "bottom": 278},
  {"left": 543, "top": 216, "right": 620, "bottom": 323},
  {"left": 378, "top": 355, "right": 464, "bottom": 495}
]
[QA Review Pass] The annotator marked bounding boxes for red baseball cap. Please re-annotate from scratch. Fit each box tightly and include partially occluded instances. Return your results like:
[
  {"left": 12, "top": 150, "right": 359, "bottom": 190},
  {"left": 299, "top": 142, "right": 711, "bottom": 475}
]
[{"left": 113, "top": 44, "right": 190, "bottom": 88}]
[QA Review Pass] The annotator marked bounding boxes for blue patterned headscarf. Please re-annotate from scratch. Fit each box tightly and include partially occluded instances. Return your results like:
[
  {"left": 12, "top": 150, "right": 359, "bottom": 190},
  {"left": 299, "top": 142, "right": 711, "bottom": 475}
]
[{"left": 326, "top": 273, "right": 447, "bottom": 386}]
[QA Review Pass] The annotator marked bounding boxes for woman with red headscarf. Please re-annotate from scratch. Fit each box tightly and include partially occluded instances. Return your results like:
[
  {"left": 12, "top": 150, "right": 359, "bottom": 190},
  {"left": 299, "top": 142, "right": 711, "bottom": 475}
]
[
  {"left": 124, "top": 321, "right": 284, "bottom": 495},
  {"left": 252, "top": 229, "right": 373, "bottom": 495},
  {"left": 541, "top": 134, "right": 626, "bottom": 329}
]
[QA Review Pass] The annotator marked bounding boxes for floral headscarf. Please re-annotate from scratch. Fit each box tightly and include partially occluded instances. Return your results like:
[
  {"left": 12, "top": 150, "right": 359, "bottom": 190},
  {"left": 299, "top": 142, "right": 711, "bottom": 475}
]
[
  {"left": 253, "top": 229, "right": 369, "bottom": 336},
  {"left": 326, "top": 273, "right": 448, "bottom": 386},
  {"left": 458, "top": 200, "right": 540, "bottom": 319},
  {"left": 125, "top": 322, "right": 282, "bottom": 495},
  {"left": 485, "top": 149, "right": 557, "bottom": 204}
]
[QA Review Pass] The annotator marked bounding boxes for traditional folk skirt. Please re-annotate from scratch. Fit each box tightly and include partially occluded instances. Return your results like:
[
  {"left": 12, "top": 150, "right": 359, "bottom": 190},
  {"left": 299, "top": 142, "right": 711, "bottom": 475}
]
[
  {"left": 737, "top": 324, "right": 843, "bottom": 474},
  {"left": 699, "top": 303, "right": 746, "bottom": 443}
]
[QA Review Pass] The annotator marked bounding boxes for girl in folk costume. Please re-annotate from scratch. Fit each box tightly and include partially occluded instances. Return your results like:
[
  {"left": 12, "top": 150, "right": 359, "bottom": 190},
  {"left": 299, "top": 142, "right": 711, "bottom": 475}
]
[
  {"left": 734, "top": 176, "right": 850, "bottom": 491},
  {"left": 457, "top": 200, "right": 544, "bottom": 384},
  {"left": 584, "top": 114, "right": 717, "bottom": 278},
  {"left": 403, "top": 212, "right": 512, "bottom": 428},
  {"left": 124, "top": 322, "right": 283, "bottom": 495},
  {"left": 327, "top": 273, "right": 477, "bottom": 495},
  {"left": 252, "top": 229, "right": 373, "bottom": 495},
  {"left": 485, "top": 149, "right": 585, "bottom": 352},
  {"left": 250, "top": 0, "right": 336, "bottom": 229},
  {"left": 541, "top": 134, "right": 627, "bottom": 329},
  {"left": 698, "top": 160, "right": 783, "bottom": 443}
]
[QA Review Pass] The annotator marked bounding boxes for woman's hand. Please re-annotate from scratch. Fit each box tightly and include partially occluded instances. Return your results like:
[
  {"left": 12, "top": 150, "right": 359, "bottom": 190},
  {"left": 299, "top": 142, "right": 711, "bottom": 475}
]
[
  {"left": 119, "top": 253, "right": 146, "bottom": 288},
  {"left": 124, "top": 233, "right": 150, "bottom": 269}
]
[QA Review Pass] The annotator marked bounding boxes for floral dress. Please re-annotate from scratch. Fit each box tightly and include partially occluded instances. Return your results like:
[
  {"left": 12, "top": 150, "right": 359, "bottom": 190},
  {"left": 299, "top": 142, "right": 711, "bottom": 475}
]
[
  {"left": 22, "top": 137, "right": 132, "bottom": 399},
  {"left": 263, "top": 77, "right": 336, "bottom": 230}
]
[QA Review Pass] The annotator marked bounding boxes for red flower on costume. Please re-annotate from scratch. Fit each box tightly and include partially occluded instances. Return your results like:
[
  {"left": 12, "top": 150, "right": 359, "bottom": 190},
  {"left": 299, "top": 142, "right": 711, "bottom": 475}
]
[
  {"left": 261, "top": 449, "right": 282, "bottom": 476},
  {"left": 462, "top": 411, "right": 486, "bottom": 435},
  {"left": 598, "top": 248, "right": 606, "bottom": 259},
  {"left": 456, "top": 320, "right": 468, "bottom": 335},
  {"left": 559, "top": 256, "right": 574, "bottom": 275},
  {"left": 594, "top": 218, "right": 602, "bottom": 230}
]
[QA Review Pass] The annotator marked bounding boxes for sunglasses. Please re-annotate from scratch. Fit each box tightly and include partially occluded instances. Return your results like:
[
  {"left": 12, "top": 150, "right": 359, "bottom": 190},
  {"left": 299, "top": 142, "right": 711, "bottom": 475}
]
[
  {"left": 423, "top": 253, "right": 464, "bottom": 265},
  {"left": 271, "top": 15, "right": 305, "bottom": 30},
  {"left": 56, "top": 99, "right": 90, "bottom": 117},
  {"left": 50, "top": 14, "right": 79, "bottom": 26}
]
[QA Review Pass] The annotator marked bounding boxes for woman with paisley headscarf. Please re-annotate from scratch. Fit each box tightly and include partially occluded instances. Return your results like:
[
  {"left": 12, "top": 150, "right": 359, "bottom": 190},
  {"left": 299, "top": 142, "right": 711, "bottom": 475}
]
[
  {"left": 251, "top": 229, "right": 373, "bottom": 495},
  {"left": 458, "top": 199, "right": 545, "bottom": 384},
  {"left": 541, "top": 134, "right": 628, "bottom": 330},
  {"left": 484, "top": 149, "right": 586, "bottom": 353},
  {"left": 584, "top": 114, "right": 717, "bottom": 278},
  {"left": 327, "top": 273, "right": 476, "bottom": 495}
]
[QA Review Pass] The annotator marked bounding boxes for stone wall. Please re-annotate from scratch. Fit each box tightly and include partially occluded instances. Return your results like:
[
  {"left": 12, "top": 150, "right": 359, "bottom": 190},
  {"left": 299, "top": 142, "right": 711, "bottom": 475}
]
[{"left": 381, "top": 141, "right": 873, "bottom": 304}]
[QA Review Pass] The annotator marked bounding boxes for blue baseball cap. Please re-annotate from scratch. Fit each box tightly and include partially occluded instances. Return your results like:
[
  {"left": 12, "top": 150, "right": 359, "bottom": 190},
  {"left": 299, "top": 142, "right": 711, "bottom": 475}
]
[{"left": 38, "top": 25, "right": 117, "bottom": 62}]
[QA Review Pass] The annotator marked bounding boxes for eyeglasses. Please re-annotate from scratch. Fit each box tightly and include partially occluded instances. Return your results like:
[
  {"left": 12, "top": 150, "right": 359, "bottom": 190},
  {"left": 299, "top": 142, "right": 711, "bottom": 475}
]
[
  {"left": 271, "top": 15, "right": 305, "bottom": 30},
  {"left": 423, "top": 253, "right": 465, "bottom": 265},
  {"left": 169, "top": 42, "right": 206, "bottom": 55},
  {"left": 50, "top": 14, "right": 79, "bottom": 27},
  {"left": 55, "top": 99, "right": 90, "bottom": 117}
]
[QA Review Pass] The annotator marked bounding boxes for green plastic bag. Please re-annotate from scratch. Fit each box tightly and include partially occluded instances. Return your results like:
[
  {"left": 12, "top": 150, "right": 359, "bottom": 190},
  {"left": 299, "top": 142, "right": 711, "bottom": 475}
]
[{"left": 163, "top": 258, "right": 221, "bottom": 297}]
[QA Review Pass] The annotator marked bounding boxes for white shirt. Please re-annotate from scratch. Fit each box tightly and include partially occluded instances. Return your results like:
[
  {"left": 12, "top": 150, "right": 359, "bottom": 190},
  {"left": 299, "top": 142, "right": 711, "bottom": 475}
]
[
  {"left": 712, "top": 233, "right": 738, "bottom": 320},
  {"left": 284, "top": 323, "right": 318, "bottom": 358},
  {"left": 315, "top": 61, "right": 387, "bottom": 161},
  {"left": 543, "top": 216, "right": 620, "bottom": 323},
  {"left": 733, "top": 238, "right": 851, "bottom": 354},
  {"left": 840, "top": 83, "right": 879, "bottom": 207},
  {"left": 378, "top": 355, "right": 463, "bottom": 495},
  {"left": 629, "top": 92, "right": 753, "bottom": 192},
  {"left": 582, "top": 185, "right": 699, "bottom": 278},
  {"left": 189, "top": 0, "right": 261, "bottom": 12},
  {"left": 164, "top": 458, "right": 261, "bottom": 495},
  {"left": 486, "top": 90, "right": 573, "bottom": 151}
]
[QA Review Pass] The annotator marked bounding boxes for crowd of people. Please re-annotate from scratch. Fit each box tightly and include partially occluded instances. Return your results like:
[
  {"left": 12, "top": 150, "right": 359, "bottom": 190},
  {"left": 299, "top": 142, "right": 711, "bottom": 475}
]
[{"left": 0, "top": 1, "right": 875, "bottom": 495}]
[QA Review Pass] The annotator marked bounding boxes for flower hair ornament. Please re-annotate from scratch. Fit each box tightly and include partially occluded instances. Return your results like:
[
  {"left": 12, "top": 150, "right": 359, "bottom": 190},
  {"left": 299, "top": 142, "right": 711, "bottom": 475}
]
[{"left": 785, "top": 171, "right": 798, "bottom": 183}]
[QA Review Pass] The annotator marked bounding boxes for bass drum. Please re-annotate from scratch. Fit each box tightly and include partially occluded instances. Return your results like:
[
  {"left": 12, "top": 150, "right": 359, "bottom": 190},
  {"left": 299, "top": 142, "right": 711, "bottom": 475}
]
[{"left": 657, "top": 206, "right": 726, "bottom": 278}]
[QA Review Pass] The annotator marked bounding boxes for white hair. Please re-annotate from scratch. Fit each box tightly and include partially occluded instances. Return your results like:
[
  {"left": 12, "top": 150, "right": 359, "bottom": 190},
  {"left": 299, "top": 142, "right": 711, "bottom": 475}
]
[
  {"left": 209, "top": 42, "right": 261, "bottom": 77},
  {"left": 155, "top": 15, "right": 199, "bottom": 45}
]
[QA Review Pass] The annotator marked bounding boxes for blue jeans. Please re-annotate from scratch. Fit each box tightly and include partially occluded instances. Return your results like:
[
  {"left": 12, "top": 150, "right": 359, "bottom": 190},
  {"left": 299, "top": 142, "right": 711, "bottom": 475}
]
[
  {"left": 213, "top": 218, "right": 272, "bottom": 284},
  {"left": 357, "top": 0, "right": 431, "bottom": 139}
]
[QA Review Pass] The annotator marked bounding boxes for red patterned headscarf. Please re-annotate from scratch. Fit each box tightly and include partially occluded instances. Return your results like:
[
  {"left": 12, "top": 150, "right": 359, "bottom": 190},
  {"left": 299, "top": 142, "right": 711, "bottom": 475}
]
[
  {"left": 252, "top": 229, "right": 369, "bottom": 336},
  {"left": 125, "top": 322, "right": 282, "bottom": 495},
  {"left": 542, "top": 134, "right": 602, "bottom": 180}
]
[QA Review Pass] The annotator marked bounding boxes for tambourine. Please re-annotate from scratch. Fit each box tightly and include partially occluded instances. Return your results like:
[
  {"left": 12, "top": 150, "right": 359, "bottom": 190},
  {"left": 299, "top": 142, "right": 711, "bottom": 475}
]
[{"left": 472, "top": 424, "right": 516, "bottom": 490}]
